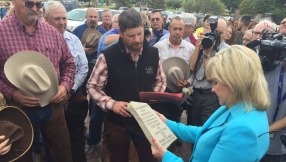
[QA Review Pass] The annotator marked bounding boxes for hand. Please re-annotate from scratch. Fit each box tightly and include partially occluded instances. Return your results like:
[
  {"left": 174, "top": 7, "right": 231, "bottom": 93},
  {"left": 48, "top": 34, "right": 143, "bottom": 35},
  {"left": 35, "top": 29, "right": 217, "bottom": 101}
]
[
  {"left": 112, "top": 101, "right": 131, "bottom": 117},
  {"left": 83, "top": 45, "right": 94, "bottom": 55},
  {"left": 63, "top": 93, "right": 71, "bottom": 110},
  {"left": 11, "top": 90, "right": 40, "bottom": 107},
  {"left": 0, "top": 136, "right": 11, "bottom": 156},
  {"left": 154, "top": 111, "right": 167, "bottom": 123},
  {"left": 197, "top": 32, "right": 205, "bottom": 46},
  {"left": 151, "top": 138, "right": 167, "bottom": 160},
  {"left": 50, "top": 85, "right": 67, "bottom": 103},
  {"left": 202, "top": 41, "right": 216, "bottom": 55},
  {"left": 176, "top": 79, "right": 190, "bottom": 88}
]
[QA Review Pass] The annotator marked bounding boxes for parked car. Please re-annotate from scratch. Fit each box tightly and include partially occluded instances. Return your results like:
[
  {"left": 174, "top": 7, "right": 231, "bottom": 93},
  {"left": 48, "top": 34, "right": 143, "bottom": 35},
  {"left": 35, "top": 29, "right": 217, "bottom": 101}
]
[
  {"left": 67, "top": 8, "right": 122, "bottom": 31},
  {"left": 118, "top": 7, "right": 128, "bottom": 11},
  {"left": 43, "top": 1, "right": 80, "bottom": 12}
]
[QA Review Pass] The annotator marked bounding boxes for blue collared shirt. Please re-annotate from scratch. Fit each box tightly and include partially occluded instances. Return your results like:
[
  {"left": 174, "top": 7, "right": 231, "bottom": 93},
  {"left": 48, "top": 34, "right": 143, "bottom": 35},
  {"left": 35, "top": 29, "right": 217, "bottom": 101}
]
[
  {"left": 97, "top": 28, "right": 119, "bottom": 57},
  {"left": 148, "top": 29, "right": 169, "bottom": 46},
  {"left": 64, "top": 31, "right": 89, "bottom": 91},
  {"left": 159, "top": 33, "right": 191, "bottom": 43}
]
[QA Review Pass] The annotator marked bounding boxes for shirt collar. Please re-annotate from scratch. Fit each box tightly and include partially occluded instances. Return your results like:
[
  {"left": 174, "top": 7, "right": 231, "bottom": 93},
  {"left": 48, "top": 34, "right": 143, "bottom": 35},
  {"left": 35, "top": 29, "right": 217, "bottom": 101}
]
[
  {"left": 64, "top": 31, "right": 72, "bottom": 40},
  {"left": 229, "top": 102, "right": 254, "bottom": 119},
  {"left": 167, "top": 38, "right": 185, "bottom": 48},
  {"left": 124, "top": 46, "right": 143, "bottom": 56}
]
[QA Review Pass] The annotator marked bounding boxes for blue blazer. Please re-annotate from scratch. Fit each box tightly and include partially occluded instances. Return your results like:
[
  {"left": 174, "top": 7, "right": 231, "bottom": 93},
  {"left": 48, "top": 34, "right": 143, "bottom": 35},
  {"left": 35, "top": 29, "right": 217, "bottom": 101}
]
[{"left": 163, "top": 103, "right": 269, "bottom": 162}]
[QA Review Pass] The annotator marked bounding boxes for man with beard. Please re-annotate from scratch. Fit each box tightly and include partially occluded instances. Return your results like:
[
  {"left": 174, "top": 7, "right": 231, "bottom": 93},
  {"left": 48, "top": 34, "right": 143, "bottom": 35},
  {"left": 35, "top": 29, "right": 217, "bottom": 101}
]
[
  {"left": 87, "top": 9, "right": 166, "bottom": 162},
  {"left": 0, "top": 0, "right": 76, "bottom": 161},
  {"left": 154, "top": 16, "right": 195, "bottom": 91},
  {"left": 148, "top": 10, "right": 168, "bottom": 46},
  {"left": 233, "top": 14, "right": 251, "bottom": 44}
]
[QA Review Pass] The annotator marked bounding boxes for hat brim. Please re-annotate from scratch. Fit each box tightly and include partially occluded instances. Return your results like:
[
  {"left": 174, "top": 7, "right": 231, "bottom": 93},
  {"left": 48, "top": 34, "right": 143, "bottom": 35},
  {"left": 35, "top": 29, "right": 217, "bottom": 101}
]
[
  {"left": 4, "top": 51, "right": 59, "bottom": 107},
  {"left": 0, "top": 106, "right": 33, "bottom": 162},
  {"left": 81, "top": 28, "right": 102, "bottom": 53},
  {"left": 162, "top": 57, "right": 190, "bottom": 92},
  {"left": 123, "top": 102, "right": 180, "bottom": 137}
]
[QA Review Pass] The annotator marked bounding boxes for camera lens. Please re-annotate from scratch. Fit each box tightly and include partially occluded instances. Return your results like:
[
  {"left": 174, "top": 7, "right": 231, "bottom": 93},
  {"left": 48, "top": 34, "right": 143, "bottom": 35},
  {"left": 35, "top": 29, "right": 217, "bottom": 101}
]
[{"left": 202, "top": 36, "right": 214, "bottom": 49}]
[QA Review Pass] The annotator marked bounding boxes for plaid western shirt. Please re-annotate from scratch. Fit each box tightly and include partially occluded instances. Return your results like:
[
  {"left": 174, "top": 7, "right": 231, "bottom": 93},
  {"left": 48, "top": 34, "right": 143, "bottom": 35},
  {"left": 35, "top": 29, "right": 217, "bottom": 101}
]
[
  {"left": 0, "top": 14, "right": 76, "bottom": 100},
  {"left": 87, "top": 51, "right": 166, "bottom": 112}
]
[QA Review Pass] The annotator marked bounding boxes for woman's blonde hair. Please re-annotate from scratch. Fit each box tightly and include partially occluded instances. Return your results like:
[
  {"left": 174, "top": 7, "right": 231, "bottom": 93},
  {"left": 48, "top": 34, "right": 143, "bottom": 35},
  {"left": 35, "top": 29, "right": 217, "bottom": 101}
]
[
  {"left": 206, "top": 45, "right": 270, "bottom": 111},
  {"left": 140, "top": 12, "right": 151, "bottom": 28}
]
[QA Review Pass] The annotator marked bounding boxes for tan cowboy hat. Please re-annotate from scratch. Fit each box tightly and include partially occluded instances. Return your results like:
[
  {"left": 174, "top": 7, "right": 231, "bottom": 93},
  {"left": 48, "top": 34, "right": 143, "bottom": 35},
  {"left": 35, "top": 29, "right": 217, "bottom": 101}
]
[
  {"left": 4, "top": 51, "right": 58, "bottom": 107},
  {"left": 162, "top": 57, "right": 190, "bottom": 92},
  {"left": 0, "top": 106, "right": 33, "bottom": 162},
  {"left": 81, "top": 28, "right": 102, "bottom": 54}
]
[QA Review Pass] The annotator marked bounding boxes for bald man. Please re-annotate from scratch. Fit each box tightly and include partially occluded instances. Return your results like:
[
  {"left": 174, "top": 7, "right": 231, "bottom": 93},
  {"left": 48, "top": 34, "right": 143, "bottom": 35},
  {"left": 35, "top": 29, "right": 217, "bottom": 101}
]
[
  {"left": 242, "top": 30, "right": 253, "bottom": 46},
  {"left": 188, "top": 18, "right": 229, "bottom": 126},
  {"left": 252, "top": 19, "right": 276, "bottom": 40}
]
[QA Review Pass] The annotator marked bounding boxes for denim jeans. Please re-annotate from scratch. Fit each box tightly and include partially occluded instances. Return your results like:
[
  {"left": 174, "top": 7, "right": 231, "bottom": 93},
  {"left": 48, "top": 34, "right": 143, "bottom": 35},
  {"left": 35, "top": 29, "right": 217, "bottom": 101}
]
[
  {"left": 260, "top": 154, "right": 286, "bottom": 162},
  {"left": 20, "top": 103, "right": 72, "bottom": 162},
  {"left": 86, "top": 99, "right": 104, "bottom": 145}
]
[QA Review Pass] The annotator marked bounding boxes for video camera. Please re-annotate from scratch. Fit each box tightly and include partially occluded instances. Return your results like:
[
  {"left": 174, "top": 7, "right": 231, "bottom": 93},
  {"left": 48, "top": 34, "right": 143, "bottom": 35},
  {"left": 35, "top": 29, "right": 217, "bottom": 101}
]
[
  {"left": 201, "top": 17, "right": 220, "bottom": 50},
  {"left": 246, "top": 29, "right": 286, "bottom": 71},
  {"left": 143, "top": 22, "right": 151, "bottom": 37}
]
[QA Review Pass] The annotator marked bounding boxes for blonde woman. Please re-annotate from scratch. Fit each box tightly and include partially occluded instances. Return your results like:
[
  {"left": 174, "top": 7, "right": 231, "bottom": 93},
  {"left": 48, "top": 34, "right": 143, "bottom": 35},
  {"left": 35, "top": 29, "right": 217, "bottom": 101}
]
[{"left": 151, "top": 45, "right": 271, "bottom": 162}]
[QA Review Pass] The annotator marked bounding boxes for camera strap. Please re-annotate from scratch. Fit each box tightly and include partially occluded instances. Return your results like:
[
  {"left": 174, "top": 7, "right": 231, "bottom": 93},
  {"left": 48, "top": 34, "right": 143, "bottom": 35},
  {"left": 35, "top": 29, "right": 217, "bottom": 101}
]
[
  {"left": 193, "top": 49, "right": 205, "bottom": 81},
  {"left": 273, "top": 65, "right": 286, "bottom": 122}
]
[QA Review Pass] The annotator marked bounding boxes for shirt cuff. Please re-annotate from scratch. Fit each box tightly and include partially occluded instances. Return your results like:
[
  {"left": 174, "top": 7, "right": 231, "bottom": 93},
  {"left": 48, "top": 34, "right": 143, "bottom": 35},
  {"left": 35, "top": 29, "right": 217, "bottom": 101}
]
[{"left": 107, "top": 99, "right": 116, "bottom": 111}]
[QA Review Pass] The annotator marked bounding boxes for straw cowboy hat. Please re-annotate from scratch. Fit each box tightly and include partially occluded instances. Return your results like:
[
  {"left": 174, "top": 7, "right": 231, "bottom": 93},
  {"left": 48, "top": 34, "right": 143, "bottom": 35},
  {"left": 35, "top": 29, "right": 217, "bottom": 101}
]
[
  {"left": 162, "top": 57, "right": 190, "bottom": 92},
  {"left": 0, "top": 102, "right": 33, "bottom": 162},
  {"left": 81, "top": 28, "right": 102, "bottom": 54},
  {"left": 4, "top": 51, "right": 59, "bottom": 107}
]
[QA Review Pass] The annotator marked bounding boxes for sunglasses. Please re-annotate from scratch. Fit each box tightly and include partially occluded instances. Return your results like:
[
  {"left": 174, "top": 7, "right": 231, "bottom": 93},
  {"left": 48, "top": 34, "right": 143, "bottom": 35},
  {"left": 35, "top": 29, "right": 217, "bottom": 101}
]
[
  {"left": 151, "top": 18, "right": 160, "bottom": 22},
  {"left": 24, "top": 1, "right": 43, "bottom": 9},
  {"left": 281, "top": 21, "right": 286, "bottom": 25}
]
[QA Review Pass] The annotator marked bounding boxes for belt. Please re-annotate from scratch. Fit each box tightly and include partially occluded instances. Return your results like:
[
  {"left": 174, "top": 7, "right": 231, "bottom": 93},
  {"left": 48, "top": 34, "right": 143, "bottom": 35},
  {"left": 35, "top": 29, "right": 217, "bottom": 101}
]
[{"left": 193, "top": 88, "right": 213, "bottom": 94}]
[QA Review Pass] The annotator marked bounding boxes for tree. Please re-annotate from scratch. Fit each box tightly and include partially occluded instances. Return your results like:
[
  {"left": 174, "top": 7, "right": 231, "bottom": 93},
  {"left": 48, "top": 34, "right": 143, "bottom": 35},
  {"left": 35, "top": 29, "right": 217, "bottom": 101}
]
[
  {"left": 221, "top": 0, "right": 242, "bottom": 15},
  {"left": 150, "top": 0, "right": 166, "bottom": 10},
  {"left": 239, "top": 0, "right": 254, "bottom": 15},
  {"left": 251, "top": 0, "right": 276, "bottom": 16},
  {"left": 114, "top": 0, "right": 133, "bottom": 8},
  {"left": 172, "top": 0, "right": 182, "bottom": 9},
  {"left": 166, "top": 0, "right": 173, "bottom": 8}
]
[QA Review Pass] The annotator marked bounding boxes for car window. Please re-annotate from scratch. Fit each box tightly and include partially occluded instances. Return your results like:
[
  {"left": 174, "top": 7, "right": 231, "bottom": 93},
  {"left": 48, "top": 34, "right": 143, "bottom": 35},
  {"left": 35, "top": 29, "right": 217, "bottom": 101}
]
[{"left": 67, "top": 10, "right": 86, "bottom": 21}]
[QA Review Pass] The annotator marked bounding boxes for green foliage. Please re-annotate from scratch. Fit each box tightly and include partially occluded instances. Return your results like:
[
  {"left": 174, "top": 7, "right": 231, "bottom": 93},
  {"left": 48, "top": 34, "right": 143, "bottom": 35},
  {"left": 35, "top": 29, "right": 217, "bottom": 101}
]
[
  {"left": 183, "top": 0, "right": 225, "bottom": 14},
  {"left": 172, "top": 0, "right": 182, "bottom": 9},
  {"left": 221, "top": 0, "right": 242, "bottom": 15},
  {"left": 150, "top": 0, "right": 166, "bottom": 10},
  {"left": 251, "top": 0, "right": 276, "bottom": 15},
  {"left": 114, "top": 0, "right": 133, "bottom": 8},
  {"left": 238, "top": 0, "right": 254, "bottom": 15}
]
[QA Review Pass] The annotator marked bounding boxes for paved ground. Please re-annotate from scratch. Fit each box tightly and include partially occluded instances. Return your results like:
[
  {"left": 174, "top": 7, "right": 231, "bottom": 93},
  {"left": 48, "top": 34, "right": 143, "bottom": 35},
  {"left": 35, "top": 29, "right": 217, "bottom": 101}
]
[{"left": 85, "top": 110, "right": 192, "bottom": 162}]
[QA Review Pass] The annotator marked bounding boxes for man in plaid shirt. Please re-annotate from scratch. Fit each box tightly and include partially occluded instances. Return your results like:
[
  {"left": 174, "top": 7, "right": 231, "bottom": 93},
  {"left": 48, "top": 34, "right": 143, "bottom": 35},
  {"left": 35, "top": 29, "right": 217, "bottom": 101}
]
[{"left": 0, "top": 0, "right": 76, "bottom": 161}]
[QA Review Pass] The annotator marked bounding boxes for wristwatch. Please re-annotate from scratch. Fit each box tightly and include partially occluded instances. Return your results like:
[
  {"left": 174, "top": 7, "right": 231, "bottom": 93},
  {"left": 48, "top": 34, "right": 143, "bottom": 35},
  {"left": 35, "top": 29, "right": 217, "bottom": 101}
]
[{"left": 70, "top": 89, "right": 76, "bottom": 95}]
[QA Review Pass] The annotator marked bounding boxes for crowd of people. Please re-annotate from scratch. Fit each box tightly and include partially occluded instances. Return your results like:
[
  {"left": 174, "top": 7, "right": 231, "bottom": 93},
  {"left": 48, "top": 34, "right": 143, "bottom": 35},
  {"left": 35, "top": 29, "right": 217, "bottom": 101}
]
[{"left": 1, "top": 0, "right": 286, "bottom": 161}]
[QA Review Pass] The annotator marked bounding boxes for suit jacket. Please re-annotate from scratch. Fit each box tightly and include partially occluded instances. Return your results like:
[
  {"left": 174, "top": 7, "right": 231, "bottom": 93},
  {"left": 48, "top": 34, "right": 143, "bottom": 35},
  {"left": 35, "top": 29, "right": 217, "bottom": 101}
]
[{"left": 163, "top": 102, "right": 269, "bottom": 162}]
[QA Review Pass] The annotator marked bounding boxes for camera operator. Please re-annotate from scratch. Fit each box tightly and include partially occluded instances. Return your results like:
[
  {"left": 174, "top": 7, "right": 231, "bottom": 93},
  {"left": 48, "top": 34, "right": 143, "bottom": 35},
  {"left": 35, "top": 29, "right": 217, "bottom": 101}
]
[
  {"left": 188, "top": 18, "right": 229, "bottom": 126},
  {"left": 249, "top": 20, "right": 286, "bottom": 162}
]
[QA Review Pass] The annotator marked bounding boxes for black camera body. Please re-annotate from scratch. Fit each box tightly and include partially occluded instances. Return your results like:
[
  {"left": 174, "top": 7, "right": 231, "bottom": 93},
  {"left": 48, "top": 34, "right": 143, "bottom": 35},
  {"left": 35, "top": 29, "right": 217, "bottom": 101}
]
[
  {"left": 247, "top": 30, "right": 286, "bottom": 71},
  {"left": 201, "top": 17, "right": 220, "bottom": 50}
]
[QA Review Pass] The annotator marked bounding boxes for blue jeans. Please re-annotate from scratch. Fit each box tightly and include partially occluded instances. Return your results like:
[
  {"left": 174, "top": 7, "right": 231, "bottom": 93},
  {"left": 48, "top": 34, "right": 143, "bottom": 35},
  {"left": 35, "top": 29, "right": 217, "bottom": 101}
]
[
  {"left": 260, "top": 154, "right": 286, "bottom": 162},
  {"left": 86, "top": 99, "right": 104, "bottom": 145}
]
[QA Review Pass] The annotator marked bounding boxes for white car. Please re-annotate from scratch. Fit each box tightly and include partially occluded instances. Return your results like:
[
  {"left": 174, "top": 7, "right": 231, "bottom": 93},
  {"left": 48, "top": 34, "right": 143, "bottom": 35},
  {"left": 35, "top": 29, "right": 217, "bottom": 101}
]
[{"left": 67, "top": 8, "right": 121, "bottom": 31}]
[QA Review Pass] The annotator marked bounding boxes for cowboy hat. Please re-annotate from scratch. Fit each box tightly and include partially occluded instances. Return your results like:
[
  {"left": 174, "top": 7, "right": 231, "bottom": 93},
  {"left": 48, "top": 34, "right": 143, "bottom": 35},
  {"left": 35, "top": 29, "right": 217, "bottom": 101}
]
[
  {"left": 4, "top": 51, "right": 59, "bottom": 107},
  {"left": 0, "top": 106, "right": 33, "bottom": 162},
  {"left": 162, "top": 57, "right": 190, "bottom": 92},
  {"left": 81, "top": 28, "right": 102, "bottom": 54}
]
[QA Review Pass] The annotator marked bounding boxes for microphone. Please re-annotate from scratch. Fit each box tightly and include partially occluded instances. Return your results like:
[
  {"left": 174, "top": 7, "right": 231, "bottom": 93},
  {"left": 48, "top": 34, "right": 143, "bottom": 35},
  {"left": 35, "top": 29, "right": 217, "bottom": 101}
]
[{"left": 246, "top": 39, "right": 261, "bottom": 48}]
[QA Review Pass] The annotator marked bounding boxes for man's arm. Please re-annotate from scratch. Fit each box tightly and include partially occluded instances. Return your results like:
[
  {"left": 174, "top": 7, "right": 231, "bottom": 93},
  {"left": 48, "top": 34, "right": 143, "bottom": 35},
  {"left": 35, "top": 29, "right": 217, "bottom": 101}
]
[
  {"left": 59, "top": 36, "right": 76, "bottom": 92},
  {"left": 87, "top": 53, "right": 116, "bottom": 111},
  {"left": 189, "top": 45, "right": 201, "bottom": 71},
  {"left": 104, "top": 34, "right": 119, "bottom": 46},
  {"left": 72, "top": 37, "right": 89, "bottom": 91}
]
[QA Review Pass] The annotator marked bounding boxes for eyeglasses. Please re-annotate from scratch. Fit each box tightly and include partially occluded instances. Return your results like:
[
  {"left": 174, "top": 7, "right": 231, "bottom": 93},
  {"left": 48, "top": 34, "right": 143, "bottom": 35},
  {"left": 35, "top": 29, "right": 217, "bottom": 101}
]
[
  {"left": 151, "top": 18, "right": 160, "bottom": 22},
  {"left": 24, "top": 1, "right": 43, "bottom": 9},
  {"left": 281, "top": 21, "right": 286, "bottom": 25},
  {"left": 185, "top": 25, "right": 195, "bottom": 29}
]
